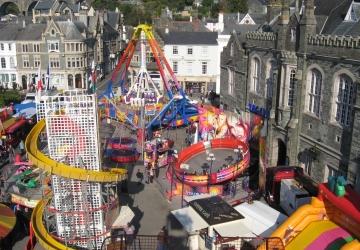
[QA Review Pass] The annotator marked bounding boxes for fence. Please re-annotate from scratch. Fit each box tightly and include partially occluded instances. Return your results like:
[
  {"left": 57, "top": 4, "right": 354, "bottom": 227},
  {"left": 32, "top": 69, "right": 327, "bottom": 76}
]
[{"left": 215, "top": 236, "right": 284, "bottom": 250}]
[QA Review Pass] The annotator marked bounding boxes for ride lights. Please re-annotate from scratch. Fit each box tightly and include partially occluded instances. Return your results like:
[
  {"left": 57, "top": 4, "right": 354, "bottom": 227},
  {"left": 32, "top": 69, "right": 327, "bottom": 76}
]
[{"left": 130, "top": 97, "right": 145, "bottom": 108}]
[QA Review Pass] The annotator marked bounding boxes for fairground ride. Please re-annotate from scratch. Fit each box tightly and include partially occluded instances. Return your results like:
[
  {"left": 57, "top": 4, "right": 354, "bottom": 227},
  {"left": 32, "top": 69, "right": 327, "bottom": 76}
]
[
  {"left": 100, "top": 24, "right": 198, "bottom": 132},
  {"left": 27, "top": 90, "right": 127, "bottom": 250}
]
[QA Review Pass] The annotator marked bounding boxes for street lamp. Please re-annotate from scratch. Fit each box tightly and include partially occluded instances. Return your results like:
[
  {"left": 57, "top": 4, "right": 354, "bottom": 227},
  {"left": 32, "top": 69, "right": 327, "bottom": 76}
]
[
  {"left": 180, "top": 163, "right": 189, "bottom": 208},
  {"left": 206, "top": 153, "right": 216, "bottom": 175}
]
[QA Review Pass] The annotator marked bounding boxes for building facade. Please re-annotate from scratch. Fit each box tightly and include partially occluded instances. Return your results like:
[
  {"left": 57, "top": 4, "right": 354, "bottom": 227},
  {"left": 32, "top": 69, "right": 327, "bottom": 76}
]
[
  {"left": 15, "top": 20, "right": 87, "bottom": 90},
  {"left": 220, "top": 0, "right": 360, "bottom": 192},
  {"left": 159, "top": 31, "right": 218, "bottom": 94},
  {"left": 0, "top": 24, "right": 18, "bottom": 89}
]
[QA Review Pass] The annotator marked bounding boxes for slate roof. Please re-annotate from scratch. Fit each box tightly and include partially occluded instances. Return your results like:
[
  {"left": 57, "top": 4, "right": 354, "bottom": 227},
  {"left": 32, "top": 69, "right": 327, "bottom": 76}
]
[
  {"left": 56, "top": 21, "right": 85, "bottom": 40},
  {"left": 0, "top": 23, "right": 21, "bottom": 41},
  {"left": 35, "top": 0, "right": 56, "bottom": 10},
  {"left": 221, "top": 13, "right": 266, "bottom": 35},
  {"left": 159, "top": 31, "right": 218, "bottom": 45},
  {"left": 16, "top": 23, "right": 47, "bottom": 40},
  {"left": 107, "top": 11, "right": 119, "bottom": 29}
]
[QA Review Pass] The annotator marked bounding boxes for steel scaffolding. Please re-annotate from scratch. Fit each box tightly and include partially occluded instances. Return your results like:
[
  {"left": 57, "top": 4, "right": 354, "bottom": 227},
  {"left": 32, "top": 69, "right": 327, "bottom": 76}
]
[{"left": 43, "top": 90, "right": 105, "bottom": 249}]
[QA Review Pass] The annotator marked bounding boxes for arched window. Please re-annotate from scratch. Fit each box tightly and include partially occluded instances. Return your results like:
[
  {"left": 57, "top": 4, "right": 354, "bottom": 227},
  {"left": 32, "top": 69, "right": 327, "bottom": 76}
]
[
  {"left": 266, "top": 61, "right": 276, "bottom": 99},
  {"left": 308, "top": 69, "right": 322, "bottom": 116},
  {"left": 288, "top": 69, "right": 296, "bottom": 106},
  {"left": 252, "top": 58, "right": 260, "bottom": 93},
  {"left": 336, "top": 74, "right": 354, "bottom": 126},
  {"left": 230, "top": 43, "right": 234, "bottom": 57}
]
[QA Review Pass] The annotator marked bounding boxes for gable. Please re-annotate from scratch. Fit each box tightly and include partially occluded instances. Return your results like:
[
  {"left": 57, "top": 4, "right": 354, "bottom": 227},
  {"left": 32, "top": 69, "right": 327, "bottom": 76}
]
[
  {"left": 239, "top": 14, "right": 256, "bottom": 25},
  {"left": 44, "top": 20, "right": 62, "bottom": 37}
]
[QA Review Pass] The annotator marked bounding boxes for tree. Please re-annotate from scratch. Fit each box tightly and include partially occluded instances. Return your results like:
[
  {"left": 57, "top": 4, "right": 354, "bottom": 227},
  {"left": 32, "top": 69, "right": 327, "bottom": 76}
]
[{"left": 225, "top": 0, "right": 248, "bottom": 13}]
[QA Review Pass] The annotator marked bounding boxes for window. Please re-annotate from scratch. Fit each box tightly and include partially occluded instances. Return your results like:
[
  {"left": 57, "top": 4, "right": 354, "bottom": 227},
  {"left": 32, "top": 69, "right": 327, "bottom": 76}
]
[
  {"left": 173, "top": 46, "right": 178, "bottom": 55},
  {"left": 49, "top": 56, "right": 60, "bottom": 68},
  {"left": 76, "top": 43, "right": 79, "bottom": 51},
  {"left": 201, "top": 46, "right": 208, "bottom": 55},
  {"left": 11, "top": 74, "right": 16, "bottom": 82},
  {"left": 288, "top": 69, "right": 296, "bottom": 106},
  {"left": 186, "top": 61, "right": 192, "bottom": 74},
  {"left": 173, "top": 61, "right": 178, "bottom": 74},
  {"left": 201, "top": 62, "right": 207, "bottom": 74},
  {"left": 266, "top": 61, "right": 275, "bottom": 99},
  {"left": 252, "top": 58, "right": 260, "bottom": 93},
  {"left": 1, "top": 58, "right": 5, "bottom": 68},
  {"left": 324, "top": 165, "right": 338, "bottom": 182},
  {"left": 34, "top": 56, "right": 40, "bottom": 68},
  {"left": 230, "top": 43, "right": 234, "bottom": 57},
  {"left": 335, "top": 135, "right": 341, "bottom": 143},
  {"left": 187, "top": 47, "right": 193, "bottom": 55},
  {"left": 22, "top": 44, "right": 28, "bottom": 52},
  {"left": 33, "top": 44, "right": 40, "bottom": 53},
  {"left": 308, "top": 69, "right": 322, "bottom": 116},
  {"left": 71, "top": 43, "right": 75, "bottom": 51},
  {"left": 228, "top": 68, "right": 235, "bottom": 96},
  {"left": 9, "top": 57, "right": 14, "bottom": 68},
  {"left": 335, "top": 74, "right": 354, "bottom": 126},
  {"left": 23, "top": 55, "right": 29, "bottom": 68},
  {"left": 8, "top": 43, "right": 11, "bottom": 51},
  {"left": 0, "top": 44, "right": 4, "bottom": 50},
  {"left": 48, "top": 41, "right": 59, "bottom": 52},
  {"left": 290, "top": 28, "right": 296, "bottom": 42}
]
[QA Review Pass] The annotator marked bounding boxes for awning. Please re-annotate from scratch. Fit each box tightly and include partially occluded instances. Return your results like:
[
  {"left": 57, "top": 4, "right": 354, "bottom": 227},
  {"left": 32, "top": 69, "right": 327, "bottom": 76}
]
[
  {"left": 6, "top": 119, "right": 27, "bottom": 134},
  {"left": 112, "top": 206, "right": 135, "bottom": 228},
  {"left": 171, "top": 206, "right": 209, "bottom": 233},
  {"left": 1, "top": 117, "right": 16, "bottom": 132},
  {"left": 13, "top": 107, "right": 36, "bottom": 119},
  {"left": 14, "top": 102, "right": 36, "bottom": 113},
  {"left": 213, "top": 220, "right": 255, "bottom": 238}
]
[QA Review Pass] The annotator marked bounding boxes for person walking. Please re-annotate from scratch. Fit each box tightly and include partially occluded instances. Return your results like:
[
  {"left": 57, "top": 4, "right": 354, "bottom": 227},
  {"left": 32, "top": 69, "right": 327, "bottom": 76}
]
[
  {"left": 156, "top": 226, "right": 168, "bottom": 250},
  {"left": 19, "top": 139, "right": 25, "bottom": 155},
  {"left": 136, "top": 169, "right": 143, "bottom": 185},
  {"left": 124, "top": 222, "right": 135, "bottom": 245},
  {"left": 149, "top": 167, "right": 154, "bottom": 183}
]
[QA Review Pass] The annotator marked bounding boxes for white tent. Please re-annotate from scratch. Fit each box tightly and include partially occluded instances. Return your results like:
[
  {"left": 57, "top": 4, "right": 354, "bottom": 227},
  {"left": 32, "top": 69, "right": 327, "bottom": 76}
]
[{"left": 171, "top": 206, "right": 209, "bottom": 233}]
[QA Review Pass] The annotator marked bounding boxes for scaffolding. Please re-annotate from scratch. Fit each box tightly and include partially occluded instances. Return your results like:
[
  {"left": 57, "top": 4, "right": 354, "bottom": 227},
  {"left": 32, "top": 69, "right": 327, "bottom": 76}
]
[{"left": 43, "top": 90, "right": 105, "bottom": 249}]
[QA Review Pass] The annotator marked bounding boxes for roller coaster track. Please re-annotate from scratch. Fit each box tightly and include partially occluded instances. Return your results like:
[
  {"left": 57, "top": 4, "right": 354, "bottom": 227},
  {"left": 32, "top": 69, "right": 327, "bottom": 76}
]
[{"left": 26, "top": 119, "right": 127, "bottom": 249}]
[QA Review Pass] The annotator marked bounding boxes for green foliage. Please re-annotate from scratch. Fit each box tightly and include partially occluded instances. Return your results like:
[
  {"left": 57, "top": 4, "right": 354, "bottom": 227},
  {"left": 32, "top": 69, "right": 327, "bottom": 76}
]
[
  {"left": 0, "top": 90, "right": 21, "bottom": 107},
  {"left": 225, "top": 0, "right": 248, "bottom": 13},
  {"left": 4, "top": 3, "right": 19, "bottom": 15}
]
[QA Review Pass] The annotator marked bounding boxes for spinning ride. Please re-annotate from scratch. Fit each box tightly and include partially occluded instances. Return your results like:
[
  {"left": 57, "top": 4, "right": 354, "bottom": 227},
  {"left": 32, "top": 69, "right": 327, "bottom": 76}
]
[
  {"left": 100, "top": 24, "right": 198, "bottom": 131},
  {"left": 174, "top": 138, "right": 250, "bottom": 186}
]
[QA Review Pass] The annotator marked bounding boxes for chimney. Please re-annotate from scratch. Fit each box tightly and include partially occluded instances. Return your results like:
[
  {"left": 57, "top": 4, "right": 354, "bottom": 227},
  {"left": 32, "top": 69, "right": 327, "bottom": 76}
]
[
  {"left": 218, "top": 12, "right": 224, "bottom": 32},
  {"left": 218, "top": 12, "right": 224, "bottom": 24},
  {"left": 22, "top": 20, "right": 26, "bottom": 28}
]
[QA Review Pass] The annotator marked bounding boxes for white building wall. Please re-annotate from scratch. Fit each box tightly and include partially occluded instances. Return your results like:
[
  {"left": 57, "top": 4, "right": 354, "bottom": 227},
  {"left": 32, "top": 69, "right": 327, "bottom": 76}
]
[
  {"left": 164, "top": 44, "right": 219, "bottom": 92},
  {"left": 0, "top": 42, "right": 18, "bottom": 88}
]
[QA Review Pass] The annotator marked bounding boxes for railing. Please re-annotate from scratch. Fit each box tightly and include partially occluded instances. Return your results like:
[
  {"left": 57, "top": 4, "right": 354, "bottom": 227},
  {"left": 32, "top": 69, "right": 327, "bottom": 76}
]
[{"left": 215, "top": 236, "right": 284, "bottom": 250}]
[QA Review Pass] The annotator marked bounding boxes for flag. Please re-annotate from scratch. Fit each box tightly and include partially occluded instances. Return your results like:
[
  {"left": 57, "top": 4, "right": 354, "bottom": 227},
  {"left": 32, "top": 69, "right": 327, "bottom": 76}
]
[
  {"left": 90, "top": 60, "right": 96, "bottom": 92},
  {"left": 45, "top": 63, "right": 51, "bottom": 90},
  {"left": 36, "top": 65, "right": 43, "bottom": 92}
]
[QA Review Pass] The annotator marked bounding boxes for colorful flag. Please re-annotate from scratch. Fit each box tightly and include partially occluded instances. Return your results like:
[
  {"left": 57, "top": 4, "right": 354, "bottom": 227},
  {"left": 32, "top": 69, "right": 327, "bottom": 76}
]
[
  {"left": 36, "top": 65, "right": 43, "bottom": 91},
  {"left": 45, "top": 63, "right": 51, "bottom": 90},
  {"left": 90, "top": 60, "right": 96, "bottom": 92}
]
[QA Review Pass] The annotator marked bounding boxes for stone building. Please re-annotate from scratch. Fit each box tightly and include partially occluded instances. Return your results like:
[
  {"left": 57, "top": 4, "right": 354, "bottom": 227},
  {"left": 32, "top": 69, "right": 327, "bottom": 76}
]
[
  {"left": 16, "top": 19, "right": 88, "bottom": 89},
  {"left": 220, "top": 0, "right": 360, "bottom": 192}
]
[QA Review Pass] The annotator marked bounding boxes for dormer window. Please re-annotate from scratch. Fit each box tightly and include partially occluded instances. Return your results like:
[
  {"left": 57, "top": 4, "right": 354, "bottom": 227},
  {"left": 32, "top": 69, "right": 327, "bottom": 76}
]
[
  {"left": 290, "top": 28, "right": 296, "bottom": 42},
  {"left": 51, "top": 29, "right": 55, "bottom": 36},
  {"left": 48, "top": 41, "right": 59, "bottom": 52},
  {"left": 344, "top": 2, "right": 360, "bottom": 22}
]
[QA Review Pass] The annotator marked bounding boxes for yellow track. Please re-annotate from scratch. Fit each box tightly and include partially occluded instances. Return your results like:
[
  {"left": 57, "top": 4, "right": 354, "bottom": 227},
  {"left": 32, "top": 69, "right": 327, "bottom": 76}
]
[
  {"left": 26, "top": 120, "right": 127, "bottom": 182},
  {"left": 27, "top": 119, "right": 127, "bottom": 249}
]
